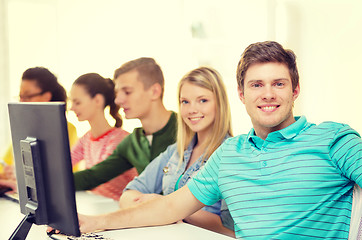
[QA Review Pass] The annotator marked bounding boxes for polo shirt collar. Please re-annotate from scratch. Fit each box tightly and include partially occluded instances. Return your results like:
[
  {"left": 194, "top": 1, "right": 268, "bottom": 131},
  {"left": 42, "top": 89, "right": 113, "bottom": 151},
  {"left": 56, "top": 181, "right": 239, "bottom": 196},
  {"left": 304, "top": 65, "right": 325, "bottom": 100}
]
[{"left": 247, "top": 116, "right": 307, "bottom": 144}]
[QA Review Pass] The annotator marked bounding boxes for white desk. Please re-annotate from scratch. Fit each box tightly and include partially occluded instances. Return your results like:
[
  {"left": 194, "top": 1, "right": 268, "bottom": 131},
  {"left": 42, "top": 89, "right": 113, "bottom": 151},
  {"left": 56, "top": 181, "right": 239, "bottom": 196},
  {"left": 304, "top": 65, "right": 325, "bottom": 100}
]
[{"left": 0, "top": 192, "right": 234, "bottom": 240}]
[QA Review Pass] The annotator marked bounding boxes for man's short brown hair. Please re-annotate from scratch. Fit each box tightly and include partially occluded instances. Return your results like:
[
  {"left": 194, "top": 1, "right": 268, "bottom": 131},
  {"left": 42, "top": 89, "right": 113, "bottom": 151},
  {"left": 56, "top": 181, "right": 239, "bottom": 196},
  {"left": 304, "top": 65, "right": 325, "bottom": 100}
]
[
  {"left": 114, "top": 57, "right": 165, "bottom": 98},
  {"left": 237, "top": 41, "right": 299, "bottom": 93}
]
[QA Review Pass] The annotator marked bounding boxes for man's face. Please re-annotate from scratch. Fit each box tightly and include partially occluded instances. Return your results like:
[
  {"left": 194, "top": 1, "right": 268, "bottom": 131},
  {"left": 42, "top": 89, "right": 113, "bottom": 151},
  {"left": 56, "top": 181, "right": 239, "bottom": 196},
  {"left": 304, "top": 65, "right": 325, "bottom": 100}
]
[
  {"left": 114, "top": 70, "right": 154, "bottom": 120},
  {"left": 238, "top": 62, "right": 300, "bottom": 139}
]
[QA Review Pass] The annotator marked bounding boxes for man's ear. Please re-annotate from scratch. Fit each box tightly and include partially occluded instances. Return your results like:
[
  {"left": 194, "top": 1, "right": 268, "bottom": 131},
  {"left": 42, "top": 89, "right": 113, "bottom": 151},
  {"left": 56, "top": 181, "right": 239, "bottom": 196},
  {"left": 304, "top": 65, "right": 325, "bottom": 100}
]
[
  {"left": 150, "top": 83, "right": 162, "bottom": 100},
  {"left": 238, "top": 87, "right": 246, "bottom": 104},
  {"left": 293, "top": 83, "right": 300, "bottom": 101}
]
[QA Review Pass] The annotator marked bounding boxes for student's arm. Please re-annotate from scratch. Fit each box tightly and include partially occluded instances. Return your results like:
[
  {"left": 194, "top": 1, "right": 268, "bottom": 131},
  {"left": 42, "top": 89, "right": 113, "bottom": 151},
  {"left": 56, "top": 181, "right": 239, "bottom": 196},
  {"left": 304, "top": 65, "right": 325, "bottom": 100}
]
[
  {"left": 119, "top": 191, "right": 235, "bottom": 237},
  {"left": 74, "top": 145, "right": 133, "bottom": 190},
  {"left": 120, "top": 145, "right": 174, "bottom": 206},
  {"left": 78, "top": 185, "right": 204, "bottom": 233},
  {"left": 184, "top": 210, "right": 235, "bottom": 238},
  {"left": 119, "top": 189, "right": 143, "bottom": 207},
  {"left": 330, "top": 125, "right": 362, "bottom": 185},
  {"left": 119, "top": 189, "right": 163, "bottom": 208},
  {"left": 120, "top": 190, "right": 234, "bottom": 237}
]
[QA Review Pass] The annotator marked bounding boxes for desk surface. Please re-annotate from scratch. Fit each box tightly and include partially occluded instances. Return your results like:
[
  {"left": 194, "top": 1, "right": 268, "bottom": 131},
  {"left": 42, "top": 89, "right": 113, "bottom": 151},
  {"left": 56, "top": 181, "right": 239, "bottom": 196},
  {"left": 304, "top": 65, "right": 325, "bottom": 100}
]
[{"left": 0, "top": 192, "right": 233, "bottom": 240}]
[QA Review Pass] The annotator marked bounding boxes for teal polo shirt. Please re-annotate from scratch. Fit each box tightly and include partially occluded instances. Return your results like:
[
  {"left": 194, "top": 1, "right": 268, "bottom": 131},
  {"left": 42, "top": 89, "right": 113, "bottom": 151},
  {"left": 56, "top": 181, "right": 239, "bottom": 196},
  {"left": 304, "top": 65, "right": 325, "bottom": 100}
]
[{"left": 188, "top": 116, "right": 362, "bottom": 239}]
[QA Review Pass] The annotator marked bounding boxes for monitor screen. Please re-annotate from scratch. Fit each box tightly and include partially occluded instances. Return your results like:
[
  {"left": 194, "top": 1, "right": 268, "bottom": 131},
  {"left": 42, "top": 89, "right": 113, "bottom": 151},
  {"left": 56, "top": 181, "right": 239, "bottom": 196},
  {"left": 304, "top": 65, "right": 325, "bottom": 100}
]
[{"left": 8, "top": 102, "right": 80, "bottom": 238}]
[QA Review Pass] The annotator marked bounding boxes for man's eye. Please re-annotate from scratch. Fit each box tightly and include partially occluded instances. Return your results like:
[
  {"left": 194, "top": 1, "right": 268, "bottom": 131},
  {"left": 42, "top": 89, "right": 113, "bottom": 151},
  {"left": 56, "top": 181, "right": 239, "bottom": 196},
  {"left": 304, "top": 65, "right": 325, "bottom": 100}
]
[{"left": 181, "top": 100, "right": 188, "bottom": 104}]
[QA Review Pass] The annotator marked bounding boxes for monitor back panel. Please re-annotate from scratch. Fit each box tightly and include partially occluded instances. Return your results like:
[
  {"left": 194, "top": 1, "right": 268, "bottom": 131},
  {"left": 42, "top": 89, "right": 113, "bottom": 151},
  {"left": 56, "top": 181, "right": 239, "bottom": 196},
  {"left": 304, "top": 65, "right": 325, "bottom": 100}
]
[{"left": 8, "top": 102, "right": 80, "bottom": 236}]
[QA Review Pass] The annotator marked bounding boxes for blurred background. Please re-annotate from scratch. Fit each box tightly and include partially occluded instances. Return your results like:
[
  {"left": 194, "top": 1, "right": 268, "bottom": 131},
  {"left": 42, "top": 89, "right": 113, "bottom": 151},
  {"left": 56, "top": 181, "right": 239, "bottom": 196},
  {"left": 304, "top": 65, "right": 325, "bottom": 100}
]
[{"left": 1, "top": 0, "right": 362, "bottom": 155}]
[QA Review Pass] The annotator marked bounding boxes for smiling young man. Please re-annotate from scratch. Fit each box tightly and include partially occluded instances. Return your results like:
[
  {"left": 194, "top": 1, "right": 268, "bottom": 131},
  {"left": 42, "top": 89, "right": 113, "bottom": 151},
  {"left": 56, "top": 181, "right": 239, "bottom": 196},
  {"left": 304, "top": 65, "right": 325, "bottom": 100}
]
[
  {"left": 73, "top": 58, "right": 177, "bottom": 191},
  {"left": 77, "top": 42, "right": 362, "bottom": 240},
  {"left": 239, "top": 61, "right": 299, "bottom": 140}
]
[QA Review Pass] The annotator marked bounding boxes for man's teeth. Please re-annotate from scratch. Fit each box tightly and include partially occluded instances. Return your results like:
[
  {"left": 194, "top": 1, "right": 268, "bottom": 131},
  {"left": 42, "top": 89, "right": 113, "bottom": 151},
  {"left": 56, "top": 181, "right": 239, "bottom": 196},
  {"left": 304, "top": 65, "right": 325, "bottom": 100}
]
[{"left": 262, "top": 106, "right": 276, "bottom": 111}]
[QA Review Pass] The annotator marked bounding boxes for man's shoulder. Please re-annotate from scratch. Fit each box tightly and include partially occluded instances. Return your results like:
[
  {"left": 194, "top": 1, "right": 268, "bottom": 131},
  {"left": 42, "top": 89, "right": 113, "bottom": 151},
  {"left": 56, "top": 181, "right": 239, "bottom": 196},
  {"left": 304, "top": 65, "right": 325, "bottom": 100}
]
[
  {"left": 151, "top": 111, "right": 177, "bottom": 145},
  {"left": 314, "top": 121, "right": 357, "bottom": 133},
  {"left": 306, "top": 121, "right": 360, "bottom": 139},
  {"left": 317, "top": 121, "right": 347, "bottom": 128},
  {"left": 220, "top": 134, "right": 249, "bottom": 149},
  {"left": 154, "top": 111, "right": 177, "bottom": 135},
  {"left": 225, "top": 134, "right": 248, "bottom": 142}
]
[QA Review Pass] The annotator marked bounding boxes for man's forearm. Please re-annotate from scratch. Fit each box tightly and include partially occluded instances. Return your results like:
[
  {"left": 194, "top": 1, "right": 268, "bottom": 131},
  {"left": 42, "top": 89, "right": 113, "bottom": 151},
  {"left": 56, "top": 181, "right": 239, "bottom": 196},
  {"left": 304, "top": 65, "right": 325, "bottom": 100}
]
[
  {"left": 184, "top": 210, "right": 235, "bottom": 238},
  {"left": 109, "top": 186, "right": 203, "bottom": 228},
  {"left": 74, "top": 158, "right": 130, "bottom": 190},
  {"left": 79, "top": 186, "right": 205, "bottom": 233}
]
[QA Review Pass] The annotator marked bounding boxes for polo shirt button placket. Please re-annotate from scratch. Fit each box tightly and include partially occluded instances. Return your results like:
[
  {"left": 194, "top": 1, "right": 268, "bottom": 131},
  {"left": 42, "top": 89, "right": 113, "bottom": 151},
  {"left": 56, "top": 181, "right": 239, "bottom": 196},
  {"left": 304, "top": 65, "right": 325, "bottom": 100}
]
[{"left": 260, "top": 146, "right": 267, "bottom": 168}]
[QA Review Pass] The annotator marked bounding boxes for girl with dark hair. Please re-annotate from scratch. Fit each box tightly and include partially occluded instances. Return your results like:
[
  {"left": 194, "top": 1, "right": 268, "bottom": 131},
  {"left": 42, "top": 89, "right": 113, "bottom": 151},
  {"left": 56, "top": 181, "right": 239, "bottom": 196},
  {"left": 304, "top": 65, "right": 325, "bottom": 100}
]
[
  {"left": 20, "top": 67, "right": 68, "bottom": 102},
  {"left": 0, "top": 67, "right": 78, "bottom": 192},
  {"left": 70, "top": 73, "right": 137, "bottom": 200},
  {"left": 18, "top": 67, "right": 78, "bottom": 145}
]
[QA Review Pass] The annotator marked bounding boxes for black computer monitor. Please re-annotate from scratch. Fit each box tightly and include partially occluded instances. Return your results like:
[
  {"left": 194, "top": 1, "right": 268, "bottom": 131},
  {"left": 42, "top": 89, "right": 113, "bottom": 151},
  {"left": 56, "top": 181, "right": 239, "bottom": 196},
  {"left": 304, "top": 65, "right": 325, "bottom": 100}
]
[{"left": 8, "top": 102, "right": 80, "bottom": 239}]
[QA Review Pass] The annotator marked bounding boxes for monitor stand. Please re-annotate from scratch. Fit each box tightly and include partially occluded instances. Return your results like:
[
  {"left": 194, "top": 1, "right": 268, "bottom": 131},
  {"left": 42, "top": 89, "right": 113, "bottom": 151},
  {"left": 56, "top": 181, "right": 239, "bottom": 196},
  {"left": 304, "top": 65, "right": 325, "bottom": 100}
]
[{"left": 9, "top": 213, "right": 35, "bottom": 240}]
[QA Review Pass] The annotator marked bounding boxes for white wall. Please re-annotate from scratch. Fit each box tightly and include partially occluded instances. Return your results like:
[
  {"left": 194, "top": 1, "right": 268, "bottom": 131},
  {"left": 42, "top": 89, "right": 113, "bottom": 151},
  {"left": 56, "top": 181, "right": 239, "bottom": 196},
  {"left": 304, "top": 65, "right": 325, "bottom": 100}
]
[
  {"left": 1, "top": 0, "right": 362, "bottom": 155},
  {"left": 275, "top": 0, "right": 362, "bottom": 133},
  {"left": 0, "top": 0, "right": 10, "bottom": 154},
  {"left": 54, "top": 0, "right": 196, "bottom": 135}
]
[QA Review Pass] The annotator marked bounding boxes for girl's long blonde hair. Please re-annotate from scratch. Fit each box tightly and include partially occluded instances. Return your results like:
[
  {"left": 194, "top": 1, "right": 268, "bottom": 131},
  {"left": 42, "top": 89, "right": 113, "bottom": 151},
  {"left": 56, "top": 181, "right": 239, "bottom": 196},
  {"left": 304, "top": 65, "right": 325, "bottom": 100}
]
[{"left": 177, "top": 67, "right": 233, "bottom": 165}]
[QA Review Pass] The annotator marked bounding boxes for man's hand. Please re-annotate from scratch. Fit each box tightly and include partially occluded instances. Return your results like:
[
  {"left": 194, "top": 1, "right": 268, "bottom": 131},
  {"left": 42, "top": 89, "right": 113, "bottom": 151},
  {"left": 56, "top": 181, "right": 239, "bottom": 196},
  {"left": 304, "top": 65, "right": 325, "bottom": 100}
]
[{"left": 78, "top": 213, "right": 104, "bottom": 233}]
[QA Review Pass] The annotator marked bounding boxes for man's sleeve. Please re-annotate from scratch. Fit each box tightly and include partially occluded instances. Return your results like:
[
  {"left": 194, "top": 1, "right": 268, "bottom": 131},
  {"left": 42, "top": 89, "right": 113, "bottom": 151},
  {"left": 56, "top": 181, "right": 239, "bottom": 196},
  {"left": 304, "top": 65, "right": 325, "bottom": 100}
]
[
  {"left": 74, "top": 139, "right": 133, "bottom": 190},
  {"left": 330, "top": 124, "right": 362, "bottom": 186},
  {"left": 187, "top": 146, "right": 223, "bottom": 206},
  {"left": 125, "top": 145, "right": 174, "bottom": 194}
]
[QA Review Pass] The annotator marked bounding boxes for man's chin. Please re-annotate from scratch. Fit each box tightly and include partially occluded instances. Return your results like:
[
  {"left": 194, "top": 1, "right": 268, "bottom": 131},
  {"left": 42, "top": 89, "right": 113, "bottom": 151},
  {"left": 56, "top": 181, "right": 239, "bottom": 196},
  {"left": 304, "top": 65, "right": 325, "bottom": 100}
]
[{"left": 256, "top": 118, "right": 282, "bottom": 129}]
